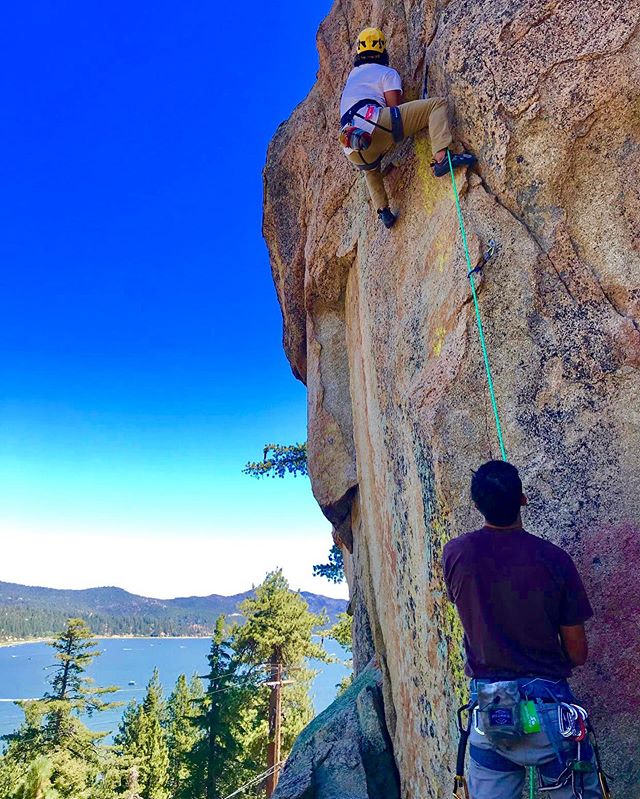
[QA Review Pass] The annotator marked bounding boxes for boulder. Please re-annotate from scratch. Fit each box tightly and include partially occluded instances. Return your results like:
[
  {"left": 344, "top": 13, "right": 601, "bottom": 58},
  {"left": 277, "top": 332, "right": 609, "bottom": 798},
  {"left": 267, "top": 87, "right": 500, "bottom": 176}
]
[{"left": 272, "top": 664, "right": 400, "bottom": 799}]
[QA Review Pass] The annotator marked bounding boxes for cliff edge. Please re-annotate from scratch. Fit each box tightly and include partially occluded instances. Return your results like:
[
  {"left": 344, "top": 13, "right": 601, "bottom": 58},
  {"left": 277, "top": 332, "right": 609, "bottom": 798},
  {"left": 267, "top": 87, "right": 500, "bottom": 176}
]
[{"left": 263, "top": 1, "right": 640, "bottom": 795}]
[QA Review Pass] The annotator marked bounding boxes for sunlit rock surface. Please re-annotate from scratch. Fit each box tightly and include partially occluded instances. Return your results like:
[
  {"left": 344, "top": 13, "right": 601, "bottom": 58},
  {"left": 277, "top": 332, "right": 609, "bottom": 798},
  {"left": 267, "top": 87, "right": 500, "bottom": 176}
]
[{"left": 264, "top": 0, "right": 640, "bottom": 795}]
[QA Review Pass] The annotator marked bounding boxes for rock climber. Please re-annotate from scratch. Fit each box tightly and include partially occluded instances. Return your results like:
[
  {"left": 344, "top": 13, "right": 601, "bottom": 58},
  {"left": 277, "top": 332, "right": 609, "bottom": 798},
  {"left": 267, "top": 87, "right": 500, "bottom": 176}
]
[
  {"left": 339, "top": 27, "right": 476, "bottom": 229},
  {"left": 442, "top": 460, "right": 606, "bottom": 799}
]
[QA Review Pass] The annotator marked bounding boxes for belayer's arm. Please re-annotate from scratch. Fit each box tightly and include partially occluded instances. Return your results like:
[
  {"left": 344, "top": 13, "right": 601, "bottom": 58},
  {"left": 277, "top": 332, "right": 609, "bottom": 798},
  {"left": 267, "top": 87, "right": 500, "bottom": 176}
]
[
  {"left": 560, "top": 623, "right": 588, "bottom": 667},
  {"left": 384, "top": 89, "right": 402, "bottom": 107}
]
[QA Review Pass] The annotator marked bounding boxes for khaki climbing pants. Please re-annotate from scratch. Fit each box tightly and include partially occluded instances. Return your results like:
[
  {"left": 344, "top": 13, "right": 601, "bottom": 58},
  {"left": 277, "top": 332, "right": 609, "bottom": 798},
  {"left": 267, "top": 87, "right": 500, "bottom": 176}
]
[{"left": 347, "top": 97, "right": 453, "bottom": 211}]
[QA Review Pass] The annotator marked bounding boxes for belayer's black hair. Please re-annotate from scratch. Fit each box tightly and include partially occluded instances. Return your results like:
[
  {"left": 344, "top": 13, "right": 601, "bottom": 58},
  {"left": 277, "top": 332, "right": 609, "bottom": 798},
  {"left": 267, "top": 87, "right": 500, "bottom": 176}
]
[
  {"left": 354, "top": 50, "right": 389, "bottom": 67},
  {"left": 471, "top": 460, "right": 523, "bottom": 526}
]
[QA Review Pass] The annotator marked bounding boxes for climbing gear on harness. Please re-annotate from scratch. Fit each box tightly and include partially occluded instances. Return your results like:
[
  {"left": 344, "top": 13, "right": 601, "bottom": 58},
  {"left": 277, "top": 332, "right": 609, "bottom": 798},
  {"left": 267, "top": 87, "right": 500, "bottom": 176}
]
[
  {"left": 433, "top": 149, "right": 476, "bottom": 178},
  {"left": 447, "top": 149, "right": 507, "bottom": 460},
  {"left": 464, "top": 681, "right": 610, "bottom": 799},
  {"left": 356, "top": 27, "right": 386, "bottom": 54},
  {"left": 339, "top": 125, "right": 372, "bottom": 151},
  {"left": 454, "top": 702, "right": 473, "bottom": 799},
  {"left": 340, "top": 102, "right": 404, "bottom": 171},
  {"left": 558, "top": 703, "right": 588, "bottom": 741},
  {"left": 377, "top": 207, "right": 396, "bottom": 229},
  {"left": 532, "top": 704, "right": 610, "bottom": 799},
  {"left": 475, "top": 681, "right": 523, "bottom": 740},
  {"left": 340, "top": 100, "right": 393, "bottom": 171},
  {"left": 520, "top": 700, "right": 542, "bottom": 734}
]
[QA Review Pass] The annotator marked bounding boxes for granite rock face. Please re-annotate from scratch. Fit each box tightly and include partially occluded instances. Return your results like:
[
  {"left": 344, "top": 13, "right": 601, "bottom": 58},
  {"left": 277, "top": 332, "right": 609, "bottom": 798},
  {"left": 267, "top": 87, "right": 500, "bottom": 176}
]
[
  {"left": 272, "top": 664, "right": 400, "bottom": 799},
  {"left": 264, "top": 0, "right": 640, "bottom": 795}
]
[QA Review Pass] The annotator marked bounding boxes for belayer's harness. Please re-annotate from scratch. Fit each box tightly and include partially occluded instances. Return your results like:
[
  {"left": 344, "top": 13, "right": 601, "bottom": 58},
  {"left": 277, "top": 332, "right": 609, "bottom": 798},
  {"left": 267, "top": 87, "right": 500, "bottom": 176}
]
[
  {"left": 340, "top": 99, "right": 404, "bottom": 170},
  {"left": 455, "top": 687, "right": 612, "bottom": 799}
]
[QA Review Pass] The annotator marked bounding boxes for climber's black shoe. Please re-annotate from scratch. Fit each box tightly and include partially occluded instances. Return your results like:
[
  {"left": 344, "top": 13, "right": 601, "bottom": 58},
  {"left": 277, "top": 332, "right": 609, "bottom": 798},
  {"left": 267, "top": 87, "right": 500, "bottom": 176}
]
[
  {"left": 377, "top": 207, "right": 397, "bottom": 229},
  {"left": 432, "top": 150, "right": 477, "bottom": 178}
]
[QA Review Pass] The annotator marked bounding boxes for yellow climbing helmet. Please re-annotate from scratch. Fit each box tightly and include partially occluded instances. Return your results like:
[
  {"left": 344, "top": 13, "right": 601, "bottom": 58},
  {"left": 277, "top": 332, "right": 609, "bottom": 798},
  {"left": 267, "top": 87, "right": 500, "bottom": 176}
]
[{"left": 356, "top": 27, "right": 386, "bottom": 55}]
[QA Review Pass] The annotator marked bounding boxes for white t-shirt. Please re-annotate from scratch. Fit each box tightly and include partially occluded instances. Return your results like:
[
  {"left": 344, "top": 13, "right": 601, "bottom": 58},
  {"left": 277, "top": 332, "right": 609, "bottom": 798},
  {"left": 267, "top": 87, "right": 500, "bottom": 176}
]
[
  {"left": 339, "top": 64, "right": 402, "bottom": 156},
  {"left": 340, "top": 63, "right": 402, "bottom": 123}
]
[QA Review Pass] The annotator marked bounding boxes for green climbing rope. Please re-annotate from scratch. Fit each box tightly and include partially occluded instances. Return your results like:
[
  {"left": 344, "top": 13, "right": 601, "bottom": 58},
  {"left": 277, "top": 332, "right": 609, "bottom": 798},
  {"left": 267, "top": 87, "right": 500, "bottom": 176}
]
[
  {"left": 447, "top": 150, "right": 507, "bottom": 461},
  {"left": 529, "top": 766, "right": 536, "bottom": 798}
]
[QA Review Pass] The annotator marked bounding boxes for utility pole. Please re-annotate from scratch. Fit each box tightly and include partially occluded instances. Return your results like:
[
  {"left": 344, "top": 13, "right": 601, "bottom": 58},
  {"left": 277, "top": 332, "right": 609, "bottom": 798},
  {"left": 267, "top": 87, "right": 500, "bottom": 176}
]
[{"left": 266, "top": 655, "right": 283, "bottom": 798}]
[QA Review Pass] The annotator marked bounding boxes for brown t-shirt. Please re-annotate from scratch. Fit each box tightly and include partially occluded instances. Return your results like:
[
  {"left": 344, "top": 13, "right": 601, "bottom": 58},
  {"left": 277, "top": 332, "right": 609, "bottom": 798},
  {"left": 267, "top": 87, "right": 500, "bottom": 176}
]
[{"left": 442, "top": 527, "right": 593, "bottom": 679}]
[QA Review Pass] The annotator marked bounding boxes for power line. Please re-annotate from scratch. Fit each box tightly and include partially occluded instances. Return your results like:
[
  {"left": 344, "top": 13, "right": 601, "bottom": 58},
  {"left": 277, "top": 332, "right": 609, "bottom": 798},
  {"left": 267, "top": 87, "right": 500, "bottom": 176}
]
[
  {"left": 221, "top": 761, "right": 286, "bottom": 799},
  {"left": 196, "top": 663, "right": 271, "bottom": 684},
  {"left": 203, "top": 676, "right": 299, "bottom": 698}
]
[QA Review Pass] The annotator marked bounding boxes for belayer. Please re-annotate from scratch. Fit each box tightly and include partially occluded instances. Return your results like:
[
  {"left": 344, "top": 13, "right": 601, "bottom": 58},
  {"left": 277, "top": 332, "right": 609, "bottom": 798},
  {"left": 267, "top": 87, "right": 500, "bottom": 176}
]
[
  {"left": 443, "top": 461, "right": 608, "bottom": 799},
  {"left": 339, "top": 27, "right": 476, "bottom": 229}
]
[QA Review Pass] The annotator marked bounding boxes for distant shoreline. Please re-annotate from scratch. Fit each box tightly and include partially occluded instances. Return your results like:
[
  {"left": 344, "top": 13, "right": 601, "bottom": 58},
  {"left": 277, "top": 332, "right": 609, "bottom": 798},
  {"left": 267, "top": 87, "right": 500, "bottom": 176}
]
[{"left": 0, "top": 635, "right": 213, "bottom": 649}]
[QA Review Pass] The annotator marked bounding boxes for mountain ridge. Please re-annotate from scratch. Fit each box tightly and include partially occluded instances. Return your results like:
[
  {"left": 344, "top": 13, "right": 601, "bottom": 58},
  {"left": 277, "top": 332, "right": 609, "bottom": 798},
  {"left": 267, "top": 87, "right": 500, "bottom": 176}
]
[{"left": 0, "top": 580, "right": 347, "bottom": 641}]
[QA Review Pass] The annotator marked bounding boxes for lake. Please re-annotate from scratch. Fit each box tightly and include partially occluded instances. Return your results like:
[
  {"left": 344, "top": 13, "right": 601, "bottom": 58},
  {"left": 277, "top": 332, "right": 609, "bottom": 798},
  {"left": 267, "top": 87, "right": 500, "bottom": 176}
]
[{"left": 0, "top": 637, "right": 350, "bottom": 741}]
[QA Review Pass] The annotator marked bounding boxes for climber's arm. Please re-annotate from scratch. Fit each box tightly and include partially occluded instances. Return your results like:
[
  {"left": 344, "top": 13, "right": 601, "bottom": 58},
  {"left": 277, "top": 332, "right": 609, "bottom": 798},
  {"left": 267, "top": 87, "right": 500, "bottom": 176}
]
[
  {"left": 560, "top": 624, "right": 588, "bottom": 667},
  {"left": 384, "top": 89, "right": 402, "bottom": 107}
]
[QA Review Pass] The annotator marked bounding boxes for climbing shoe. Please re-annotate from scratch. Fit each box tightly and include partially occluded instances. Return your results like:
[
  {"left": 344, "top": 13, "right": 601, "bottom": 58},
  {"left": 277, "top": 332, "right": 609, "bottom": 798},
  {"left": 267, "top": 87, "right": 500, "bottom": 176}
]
[
  {"left": 432, "top": 150, "right": 476, "bottom": 178},
  {"left": 377, "top": 207, "right": 396, "bottom": 229}
]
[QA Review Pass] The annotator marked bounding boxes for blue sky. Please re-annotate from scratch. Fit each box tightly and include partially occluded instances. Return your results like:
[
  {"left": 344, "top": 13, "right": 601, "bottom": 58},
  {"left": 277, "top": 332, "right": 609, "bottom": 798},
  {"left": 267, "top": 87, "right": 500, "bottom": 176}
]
[{"left": 0, "top": 0, "right": 345, "bottom": 598}]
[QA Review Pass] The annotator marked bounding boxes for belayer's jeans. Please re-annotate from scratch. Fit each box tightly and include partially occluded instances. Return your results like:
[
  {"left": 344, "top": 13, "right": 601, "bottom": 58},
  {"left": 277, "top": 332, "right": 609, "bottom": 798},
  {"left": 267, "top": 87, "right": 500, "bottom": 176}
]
[
  {"left": 468, "top": 678, "right": 603, "bottom": 799},
  {"left": 347, "top": 97, "right": 453, "bottom": 211}
]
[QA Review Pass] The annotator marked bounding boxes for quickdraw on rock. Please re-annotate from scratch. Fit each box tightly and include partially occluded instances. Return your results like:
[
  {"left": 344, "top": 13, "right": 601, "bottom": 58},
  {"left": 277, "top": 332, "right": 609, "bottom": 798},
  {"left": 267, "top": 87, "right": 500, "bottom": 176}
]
[{"left": 468, "top": 238, "right": 498, "bottom": 278}]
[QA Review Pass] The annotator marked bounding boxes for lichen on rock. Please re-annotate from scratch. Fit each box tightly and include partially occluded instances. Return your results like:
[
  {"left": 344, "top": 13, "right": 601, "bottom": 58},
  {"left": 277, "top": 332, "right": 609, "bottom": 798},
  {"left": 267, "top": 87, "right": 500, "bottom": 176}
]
[{"left": 263, "top": 0, "right": 640, "bottom": 795}]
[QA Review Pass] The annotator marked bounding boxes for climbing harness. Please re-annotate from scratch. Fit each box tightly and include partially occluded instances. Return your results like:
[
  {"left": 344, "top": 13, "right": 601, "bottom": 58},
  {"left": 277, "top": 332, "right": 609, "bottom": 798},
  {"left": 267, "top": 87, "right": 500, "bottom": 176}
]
[
  {"left": 460, "top": 681, "right": 611, "bottom": 799},
  {"left": 453, "top": 702, "right": 474, "bottom": 799},
  {"left": 389, "top": 106, "right": 404, "bottom": 141},
  {"left": 447, "top": 151, "right": 507, "bottom": 461},
  {"left": 340, "top": 100, "right": 404, "bottom": 170},
  {"left": 536, "top": 704, "right": 611, "bottom": 799}
]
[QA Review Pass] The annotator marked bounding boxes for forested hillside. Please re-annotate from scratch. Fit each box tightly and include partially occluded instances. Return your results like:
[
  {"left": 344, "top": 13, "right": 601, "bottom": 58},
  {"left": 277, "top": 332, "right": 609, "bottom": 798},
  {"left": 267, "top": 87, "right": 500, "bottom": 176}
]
[{"left": 0, "top": 582, "right": 346, "bottom": 640}]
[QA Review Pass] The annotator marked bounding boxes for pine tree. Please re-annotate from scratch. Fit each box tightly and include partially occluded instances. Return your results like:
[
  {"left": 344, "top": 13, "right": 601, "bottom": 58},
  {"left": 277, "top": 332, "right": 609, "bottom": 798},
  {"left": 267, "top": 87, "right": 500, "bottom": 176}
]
[
  {"left": 323, "top": 612, "right": 354, "bottom": 696},
  {"left": 243, "top": 445, "right": 344, "bottom": 583},
  {"left": 4, "top": 618, "right": 119, "bottom": 798},
  {"left": 234, "top": 570, "right": 328, "bottom": 667},
  {"left": 280, "top": 671, "right": 315, "bottom": 753},
  {"left": 233, "top": 571, "right": 329, "bottom": 793},
  {"left": 166, "top": 674, "right": 204, "bottom": 799},
  {"left": 187, "top": 618, "right": 260, "bottom": 799},
  {"left": 115, "top": 670, "right": 170, "bottom": 799},
  {"left": 0, "top": 747, "right": 25, "bottom": 797},
  {"left": 13, "top": 757, "right": 60, "bottom": 799}
]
